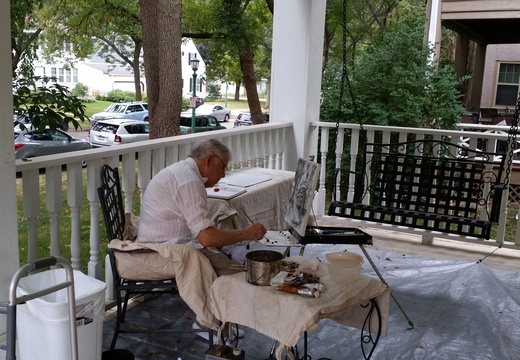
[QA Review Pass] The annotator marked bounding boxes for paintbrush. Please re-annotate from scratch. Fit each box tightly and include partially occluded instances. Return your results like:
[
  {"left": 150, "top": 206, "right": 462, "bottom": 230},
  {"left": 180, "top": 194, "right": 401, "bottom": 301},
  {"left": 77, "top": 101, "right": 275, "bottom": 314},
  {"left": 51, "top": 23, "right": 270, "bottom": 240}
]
[{"left": 243, "top": 211, "right": 270, "bottom": 243}]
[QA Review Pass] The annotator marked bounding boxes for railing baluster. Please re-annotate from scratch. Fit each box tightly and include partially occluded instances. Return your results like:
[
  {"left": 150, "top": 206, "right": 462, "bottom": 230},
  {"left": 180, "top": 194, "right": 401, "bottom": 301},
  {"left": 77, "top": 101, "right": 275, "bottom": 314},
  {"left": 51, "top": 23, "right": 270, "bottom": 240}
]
[
  {"left": 347, "top": 128, "right": 359, "bottom": 203},
  {"left": 46, "top": 165, "right": 62, "bottom": 258},
  {"left": 22, "top": 169, "right": 40, "bottom": 263},
  {"left": 87, "top": 162, "right": 102, "bottom": 280},
  {"left": 121, "top": 154, "right": 137, "bottom": 214},
  {"left": 67, "top": 162, "right": 84, "bottom": 270}
]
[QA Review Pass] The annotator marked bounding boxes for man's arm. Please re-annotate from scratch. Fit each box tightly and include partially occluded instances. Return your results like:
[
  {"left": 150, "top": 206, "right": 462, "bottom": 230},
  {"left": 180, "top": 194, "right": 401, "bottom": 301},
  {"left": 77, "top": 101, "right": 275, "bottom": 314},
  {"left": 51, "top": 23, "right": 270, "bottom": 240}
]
[{"left": 197, "top": 223, "right": 266, "bottom": 248}]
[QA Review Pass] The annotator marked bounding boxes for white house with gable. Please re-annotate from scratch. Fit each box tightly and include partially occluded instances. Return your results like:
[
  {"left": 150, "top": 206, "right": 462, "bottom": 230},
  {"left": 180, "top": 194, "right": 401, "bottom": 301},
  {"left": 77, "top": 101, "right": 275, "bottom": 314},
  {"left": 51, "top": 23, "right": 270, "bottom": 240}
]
[{"left": 33, "top": 38, "right": 206, "bottom": 99}]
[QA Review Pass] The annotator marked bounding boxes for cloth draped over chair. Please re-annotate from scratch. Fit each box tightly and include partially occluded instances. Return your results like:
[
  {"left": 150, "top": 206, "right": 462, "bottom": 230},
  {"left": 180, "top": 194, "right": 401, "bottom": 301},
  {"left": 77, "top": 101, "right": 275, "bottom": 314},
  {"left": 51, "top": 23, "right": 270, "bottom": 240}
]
[{"left": 109, "top": 238, "right": 219, "bottom": 330}]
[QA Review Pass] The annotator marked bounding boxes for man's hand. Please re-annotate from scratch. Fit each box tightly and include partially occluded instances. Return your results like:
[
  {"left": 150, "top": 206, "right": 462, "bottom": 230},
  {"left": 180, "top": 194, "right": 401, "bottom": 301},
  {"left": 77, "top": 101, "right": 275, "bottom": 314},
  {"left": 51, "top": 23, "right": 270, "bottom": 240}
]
[{"left": 246, "top": 223, "right": 267, "bottom": 240}]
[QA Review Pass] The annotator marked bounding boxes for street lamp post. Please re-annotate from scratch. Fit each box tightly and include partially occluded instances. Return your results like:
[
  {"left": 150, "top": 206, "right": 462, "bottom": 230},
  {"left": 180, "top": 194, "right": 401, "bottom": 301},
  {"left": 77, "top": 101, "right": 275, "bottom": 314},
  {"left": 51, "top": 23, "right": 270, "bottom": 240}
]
[{"left": 190, "top": 58, "right": 200, "bottom": 134}]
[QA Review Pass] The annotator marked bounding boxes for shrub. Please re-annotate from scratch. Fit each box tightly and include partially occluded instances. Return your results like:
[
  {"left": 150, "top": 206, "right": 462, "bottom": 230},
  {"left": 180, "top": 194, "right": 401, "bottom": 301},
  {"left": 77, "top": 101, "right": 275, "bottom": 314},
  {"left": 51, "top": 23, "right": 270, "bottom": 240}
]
[
  {"left": 182, "top": 97, "right": 190, "bottom": 111},
  {"left": 71, "top": 83, "right": 89, "bottom": 98},
  {"left": 207, "top": 83, "right": 221, "bottom": 100},
  {"left": 100, "top": 89, "right": 136, "bottom": 102}
]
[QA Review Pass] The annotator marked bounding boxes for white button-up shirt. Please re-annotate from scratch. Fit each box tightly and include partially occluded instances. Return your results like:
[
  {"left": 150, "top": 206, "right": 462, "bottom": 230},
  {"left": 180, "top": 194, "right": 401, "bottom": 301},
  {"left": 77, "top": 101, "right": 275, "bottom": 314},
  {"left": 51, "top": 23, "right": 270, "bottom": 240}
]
[{"left": 137, "top": 158, "right": 214, "bottom": 248}]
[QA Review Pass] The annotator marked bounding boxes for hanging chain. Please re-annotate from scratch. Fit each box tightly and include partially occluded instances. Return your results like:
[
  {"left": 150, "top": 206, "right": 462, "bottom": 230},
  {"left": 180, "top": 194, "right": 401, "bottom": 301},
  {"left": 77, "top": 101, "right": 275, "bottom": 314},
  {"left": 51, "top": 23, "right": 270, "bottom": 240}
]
[
  {"left": 334, "top": 0, "right": 347, "bottom": 145},
  {"left": 335, "top": 0, "right": 362, "bottom": 148},
  {"left": 503, "top": 96, "right": 520, "bottom": 187}
]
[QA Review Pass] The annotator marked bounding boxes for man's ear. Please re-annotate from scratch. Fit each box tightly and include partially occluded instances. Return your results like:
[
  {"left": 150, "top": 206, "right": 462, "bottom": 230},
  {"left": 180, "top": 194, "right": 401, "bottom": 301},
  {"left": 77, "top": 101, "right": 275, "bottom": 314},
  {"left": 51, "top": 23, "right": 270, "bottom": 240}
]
[{"left": 205, "top": 154, "right": 214, "bottom": 167}]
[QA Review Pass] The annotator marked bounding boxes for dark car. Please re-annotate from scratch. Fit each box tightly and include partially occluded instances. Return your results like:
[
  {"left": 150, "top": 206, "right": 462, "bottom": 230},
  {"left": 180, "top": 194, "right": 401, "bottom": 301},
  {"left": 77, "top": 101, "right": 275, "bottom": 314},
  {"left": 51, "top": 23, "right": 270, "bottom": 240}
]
[
  {"left": 14, "top": 124, "right": 92, "bottom": 160},
  {"left": 195, "top": 96, "right": 205, "bottom": 107},
  {"left": 179, "top": 114, "right": 226, "bottom": 134},
  {"left": 233, "top": 112, "right": 270, "bottom": 127}
]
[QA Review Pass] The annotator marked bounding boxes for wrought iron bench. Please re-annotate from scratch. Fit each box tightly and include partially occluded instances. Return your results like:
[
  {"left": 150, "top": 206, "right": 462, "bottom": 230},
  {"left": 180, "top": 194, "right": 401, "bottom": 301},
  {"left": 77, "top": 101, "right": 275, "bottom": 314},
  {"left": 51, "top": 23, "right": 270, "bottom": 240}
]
[{"left": 328, "top": 139, "right": 508, "bottom": 239}]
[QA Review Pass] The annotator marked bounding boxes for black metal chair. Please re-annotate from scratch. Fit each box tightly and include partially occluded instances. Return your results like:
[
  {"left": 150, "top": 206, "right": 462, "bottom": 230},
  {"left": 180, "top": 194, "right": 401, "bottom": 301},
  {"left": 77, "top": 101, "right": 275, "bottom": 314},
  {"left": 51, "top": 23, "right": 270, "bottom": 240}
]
[{"left": 97, "top": 164, "right": 212, "bottom": 350}]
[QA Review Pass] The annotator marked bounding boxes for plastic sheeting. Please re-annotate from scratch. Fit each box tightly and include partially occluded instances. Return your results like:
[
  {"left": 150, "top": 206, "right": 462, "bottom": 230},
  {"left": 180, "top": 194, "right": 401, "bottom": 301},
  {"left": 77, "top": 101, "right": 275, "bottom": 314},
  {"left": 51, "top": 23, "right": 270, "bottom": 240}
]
[
  {"left": 101, "top": 242, "right": 520, "bottom": 360},
  {"left": 299, "top": 243, "right": 520, "bottom": 360}
]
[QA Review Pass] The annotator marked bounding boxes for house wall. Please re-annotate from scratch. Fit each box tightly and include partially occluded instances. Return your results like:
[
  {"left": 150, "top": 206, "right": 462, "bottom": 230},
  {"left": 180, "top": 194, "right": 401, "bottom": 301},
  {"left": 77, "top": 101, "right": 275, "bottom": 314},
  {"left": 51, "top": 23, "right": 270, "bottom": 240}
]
[
  {"left": 77, "top": 64, "right": 128, "bottom": 96},
  {"left": 481, "top": 43, "right": 520, "bottom": 109},
  {"left": 34, "top": 39, "right": 206, "bottom": 98},
  {"left": 181, "top": 39, "right": 207, "bottom": 98}
]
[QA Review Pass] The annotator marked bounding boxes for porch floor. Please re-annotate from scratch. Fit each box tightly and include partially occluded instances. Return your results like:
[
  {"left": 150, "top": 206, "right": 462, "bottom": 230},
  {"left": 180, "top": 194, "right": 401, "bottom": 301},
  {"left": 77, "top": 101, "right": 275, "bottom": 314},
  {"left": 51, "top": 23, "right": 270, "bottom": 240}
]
[{"left": 102, "top": 222, "right": 520, "bottom": 359}]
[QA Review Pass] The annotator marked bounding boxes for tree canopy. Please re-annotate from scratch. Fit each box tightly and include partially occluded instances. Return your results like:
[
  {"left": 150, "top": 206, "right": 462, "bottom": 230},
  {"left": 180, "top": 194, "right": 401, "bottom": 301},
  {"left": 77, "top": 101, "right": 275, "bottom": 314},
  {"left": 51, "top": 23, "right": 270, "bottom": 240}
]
[
  {"left": 11, "top": 0, "right": 468, "bottom": 136},
  {"left": 320, "top": 13, "right": 466, "bottom": 130},
  {"left": 182, "top": 0, "right": 272, "bottom": 124}
]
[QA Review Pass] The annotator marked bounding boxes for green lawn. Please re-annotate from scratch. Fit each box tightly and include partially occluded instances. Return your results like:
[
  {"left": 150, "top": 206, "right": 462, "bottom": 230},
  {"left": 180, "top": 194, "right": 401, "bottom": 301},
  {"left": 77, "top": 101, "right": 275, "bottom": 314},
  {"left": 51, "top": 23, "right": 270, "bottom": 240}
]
[
  {"left": 82, "top": 99, "right": 264, "bottom": 118},
  {"left": 84, "top": 101, "right": 112, "bottom": 117}
]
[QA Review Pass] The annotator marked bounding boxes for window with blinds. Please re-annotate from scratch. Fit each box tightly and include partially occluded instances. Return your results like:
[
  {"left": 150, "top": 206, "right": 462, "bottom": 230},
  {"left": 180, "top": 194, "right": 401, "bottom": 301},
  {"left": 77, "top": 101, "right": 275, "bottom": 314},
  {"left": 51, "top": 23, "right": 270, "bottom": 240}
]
[{"left": 495, "top": 63, "right": 520, "bottom": 106}]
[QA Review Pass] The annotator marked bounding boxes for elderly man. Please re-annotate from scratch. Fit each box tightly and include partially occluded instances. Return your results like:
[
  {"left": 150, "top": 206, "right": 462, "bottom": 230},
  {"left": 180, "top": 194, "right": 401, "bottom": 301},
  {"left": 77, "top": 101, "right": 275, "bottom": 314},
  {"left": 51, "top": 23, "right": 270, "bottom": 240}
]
[
  {"left": 137, "top": 138, "right": 266, "bottom": 272},
  {"left": 133, "top": 138, "right": 266, "bottom": 337}
]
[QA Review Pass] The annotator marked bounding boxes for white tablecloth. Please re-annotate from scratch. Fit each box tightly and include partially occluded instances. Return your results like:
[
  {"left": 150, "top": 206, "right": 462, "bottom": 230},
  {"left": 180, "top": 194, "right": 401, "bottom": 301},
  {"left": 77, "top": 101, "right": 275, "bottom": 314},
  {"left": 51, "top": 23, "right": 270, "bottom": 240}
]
[
  {"left": 208, "top": 167, "right": 295, "bottom": 230},
  {"left": 210, "top": 257, "right": 389, "bottom": 359}
]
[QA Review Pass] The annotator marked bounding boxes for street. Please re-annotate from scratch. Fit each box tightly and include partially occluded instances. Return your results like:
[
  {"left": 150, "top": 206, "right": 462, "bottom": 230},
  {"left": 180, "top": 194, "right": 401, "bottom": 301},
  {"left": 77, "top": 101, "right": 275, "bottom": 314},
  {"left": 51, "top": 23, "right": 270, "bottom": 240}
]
[{"left": 69, "top": 115, "right": 238, "bottom": 141}]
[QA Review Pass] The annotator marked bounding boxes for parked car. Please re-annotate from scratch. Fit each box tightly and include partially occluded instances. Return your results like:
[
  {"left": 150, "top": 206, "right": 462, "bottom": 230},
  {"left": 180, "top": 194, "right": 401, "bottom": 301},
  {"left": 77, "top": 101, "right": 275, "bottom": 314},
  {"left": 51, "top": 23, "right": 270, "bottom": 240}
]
[
  {"left": 184, "top": 95, "right": 205, "bottom": 108},
  {"left": 179, "top": 114, "right": 226, "bottom": 134},
  {"left": 89, "top": 119, "right": 149, "bottom": 147},
  {"left": 14, "top": 113, "right": 69, "bottom": 131},
  {"left": 90, "top": 102, "right": 149, "bottom": 126},
  {"left": 195, "top": 104, "right": 231, "bottom": 122},
  {"left": 14, "top": 124, "right": 92, "bottom": 160},
  {"left": 233, "top": 112, "right": 270, "bottom": 127},
  {"left": 193, "top": 96, "right": 205, "bottom": 107}
]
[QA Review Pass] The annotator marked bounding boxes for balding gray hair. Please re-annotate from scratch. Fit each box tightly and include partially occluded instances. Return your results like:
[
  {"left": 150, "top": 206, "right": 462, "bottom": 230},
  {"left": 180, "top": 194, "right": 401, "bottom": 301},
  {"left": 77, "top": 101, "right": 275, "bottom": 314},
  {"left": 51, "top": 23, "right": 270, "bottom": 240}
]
[{"left": 189, "top": 139, "right": 231, "bottom": 160}]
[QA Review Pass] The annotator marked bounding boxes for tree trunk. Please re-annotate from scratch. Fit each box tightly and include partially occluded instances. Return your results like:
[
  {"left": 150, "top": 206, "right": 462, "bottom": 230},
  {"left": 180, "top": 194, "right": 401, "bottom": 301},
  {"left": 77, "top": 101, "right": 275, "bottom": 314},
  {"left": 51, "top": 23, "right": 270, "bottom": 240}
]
[
  {"left": 240, "top": 47, "right": 263, "bottom": 124},
  {"left": 265, "top": 75, "right": 270, "bottom": 110},
  {"left": 234, "top": 81, "right": 241, "bottom": 101},
  {"left": 140, "top": 0, "right": 182, "bottom": 139},
  {"left": 132, "top": 42, "right": 143, "bottom": 101},
  {"left": 323, "top": 27, "right": 334, "bottom": 72}
]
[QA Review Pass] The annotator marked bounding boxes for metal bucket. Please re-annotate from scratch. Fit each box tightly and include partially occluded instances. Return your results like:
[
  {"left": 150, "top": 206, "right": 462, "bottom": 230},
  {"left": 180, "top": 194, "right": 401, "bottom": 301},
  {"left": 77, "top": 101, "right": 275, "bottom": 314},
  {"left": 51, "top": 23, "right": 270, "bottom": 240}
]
[{"left": 246, "top": 250, "right": 283, "bottom": 286}]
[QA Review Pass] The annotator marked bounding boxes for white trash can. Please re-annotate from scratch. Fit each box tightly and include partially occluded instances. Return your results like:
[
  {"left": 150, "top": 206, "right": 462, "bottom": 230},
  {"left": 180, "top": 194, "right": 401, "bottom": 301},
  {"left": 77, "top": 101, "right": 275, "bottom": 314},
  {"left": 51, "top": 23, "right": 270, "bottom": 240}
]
[{"left": 16, "top": 269, "right": 106, "bottom": 360}]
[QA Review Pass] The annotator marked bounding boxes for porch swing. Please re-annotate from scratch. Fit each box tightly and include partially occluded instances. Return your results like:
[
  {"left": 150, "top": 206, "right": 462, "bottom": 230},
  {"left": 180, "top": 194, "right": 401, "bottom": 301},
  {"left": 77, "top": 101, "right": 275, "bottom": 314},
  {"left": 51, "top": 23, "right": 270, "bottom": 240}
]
[{"left": 326, "top": 2, "right": 520, "bottom": 241}]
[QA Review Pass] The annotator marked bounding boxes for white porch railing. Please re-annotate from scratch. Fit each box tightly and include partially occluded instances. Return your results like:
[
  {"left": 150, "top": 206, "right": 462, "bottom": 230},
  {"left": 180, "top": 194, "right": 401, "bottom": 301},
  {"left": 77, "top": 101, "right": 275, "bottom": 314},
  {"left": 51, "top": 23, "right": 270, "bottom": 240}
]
[
  {"left": 14, "top": 120, "right": 520, "bottom": 286},
  {"left": 15, "top": 123, "right": 293, "bottom": 281}
]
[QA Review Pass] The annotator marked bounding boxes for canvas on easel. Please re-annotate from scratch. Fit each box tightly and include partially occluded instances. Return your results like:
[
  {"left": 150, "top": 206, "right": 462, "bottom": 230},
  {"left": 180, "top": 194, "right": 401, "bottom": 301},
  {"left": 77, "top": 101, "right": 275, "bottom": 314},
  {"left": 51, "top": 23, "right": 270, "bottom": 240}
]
[
  {"left": 284, "top": 158, "right": 320, "bottom": 238},
  {"left": 260, "top": 158, "right": 320, "bottom": 247}
]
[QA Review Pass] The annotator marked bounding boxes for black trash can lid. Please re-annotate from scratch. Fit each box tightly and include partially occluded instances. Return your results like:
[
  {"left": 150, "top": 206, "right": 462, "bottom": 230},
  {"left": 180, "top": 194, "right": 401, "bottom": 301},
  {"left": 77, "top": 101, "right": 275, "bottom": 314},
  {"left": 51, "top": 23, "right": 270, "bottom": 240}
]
[{"left": 102, "top": 349, "right": 135, "bottom": 360}]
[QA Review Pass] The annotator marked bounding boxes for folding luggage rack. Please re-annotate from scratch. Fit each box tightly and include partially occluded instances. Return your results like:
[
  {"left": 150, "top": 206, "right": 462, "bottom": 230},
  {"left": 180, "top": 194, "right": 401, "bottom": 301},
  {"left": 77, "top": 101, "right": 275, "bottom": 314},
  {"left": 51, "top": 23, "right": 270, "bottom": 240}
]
[
  {"left": 299, "top": 226, "right": 373, "bottom": 245},
  {"left": 0, "top": 256, "right": 78, "bottom": 360}
]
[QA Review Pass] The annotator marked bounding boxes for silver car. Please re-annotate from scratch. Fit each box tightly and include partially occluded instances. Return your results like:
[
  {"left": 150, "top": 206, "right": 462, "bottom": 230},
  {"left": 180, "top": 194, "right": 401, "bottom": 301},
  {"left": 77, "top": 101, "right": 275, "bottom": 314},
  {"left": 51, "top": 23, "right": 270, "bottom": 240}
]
[
  {"left": 14, "top": 124, "right": 92, "bottom": 160},
  {"left": 90, "top": 102, "right": 149, "bottom": 126},
  {"left": 233, "top": 112, "right": 252, "bottom": 127},
  {"left": 89, "top": 118, "right": 149, "bottom": 147},
  {"left": 195, "top": 104, "right": 231, "bottom": 122}
]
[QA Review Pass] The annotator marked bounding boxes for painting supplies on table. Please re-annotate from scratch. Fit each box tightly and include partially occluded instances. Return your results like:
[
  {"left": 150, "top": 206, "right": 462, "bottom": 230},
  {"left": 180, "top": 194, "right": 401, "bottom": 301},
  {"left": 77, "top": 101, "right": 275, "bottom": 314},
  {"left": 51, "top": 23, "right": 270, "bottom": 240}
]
[{"left": 269, "top": 266, "right": 324, "bottom": 298}]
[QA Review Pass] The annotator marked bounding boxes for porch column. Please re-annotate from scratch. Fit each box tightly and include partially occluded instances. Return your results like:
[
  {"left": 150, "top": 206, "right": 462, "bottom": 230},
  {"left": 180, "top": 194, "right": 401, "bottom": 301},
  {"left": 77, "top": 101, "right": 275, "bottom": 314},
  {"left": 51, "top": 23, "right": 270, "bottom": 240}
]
[
  {"left": 454, "top": 32, "right": 470, "bottom": 81},
  {"left": 270, "top": 0, "right": 326, "bottom": 170},
  {"left": 0, "top": 0, "right": 20, "bottom": 334},
  {"left": 472, "top": 43, "right": 487, "bottom": 111},
  {"left": 425, "top": 0, "right": 442, "bottom": 62}
]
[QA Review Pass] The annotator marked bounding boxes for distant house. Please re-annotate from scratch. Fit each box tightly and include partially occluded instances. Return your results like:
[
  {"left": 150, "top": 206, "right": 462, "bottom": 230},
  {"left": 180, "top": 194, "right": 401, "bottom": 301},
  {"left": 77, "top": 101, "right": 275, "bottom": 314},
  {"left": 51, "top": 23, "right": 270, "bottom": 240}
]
[
  {"left": 33, "top": 38, "right": 207, "bottom": 98},
  {"left": 430, "top": 0, "right": 520, "bottom": 112},
  {"left": 481, "top": 44, "right": 520, "bottom": 110}
]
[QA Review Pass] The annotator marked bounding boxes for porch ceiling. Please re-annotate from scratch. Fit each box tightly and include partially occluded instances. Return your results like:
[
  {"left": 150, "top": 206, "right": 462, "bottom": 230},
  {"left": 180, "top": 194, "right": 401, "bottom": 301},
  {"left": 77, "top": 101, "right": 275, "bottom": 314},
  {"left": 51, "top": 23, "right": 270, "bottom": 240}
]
[{"left": 442, "top": 18, "right": 520, "bottom": 45}]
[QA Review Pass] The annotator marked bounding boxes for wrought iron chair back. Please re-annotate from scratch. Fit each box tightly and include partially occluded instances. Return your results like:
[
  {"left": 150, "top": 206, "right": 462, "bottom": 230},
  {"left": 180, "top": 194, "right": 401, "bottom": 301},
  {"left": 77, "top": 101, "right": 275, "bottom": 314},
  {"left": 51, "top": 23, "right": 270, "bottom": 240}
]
[{"left": 97, "top": 164, "right": 211, "bottom": 349}]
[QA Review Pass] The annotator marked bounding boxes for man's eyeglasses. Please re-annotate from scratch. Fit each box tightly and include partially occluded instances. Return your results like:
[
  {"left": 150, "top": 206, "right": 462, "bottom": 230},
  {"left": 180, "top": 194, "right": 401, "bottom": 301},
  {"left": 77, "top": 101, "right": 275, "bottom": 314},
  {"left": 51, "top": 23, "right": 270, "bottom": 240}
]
[{"left": 214, "top": 155, "right": 230, "bottom": 173}]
